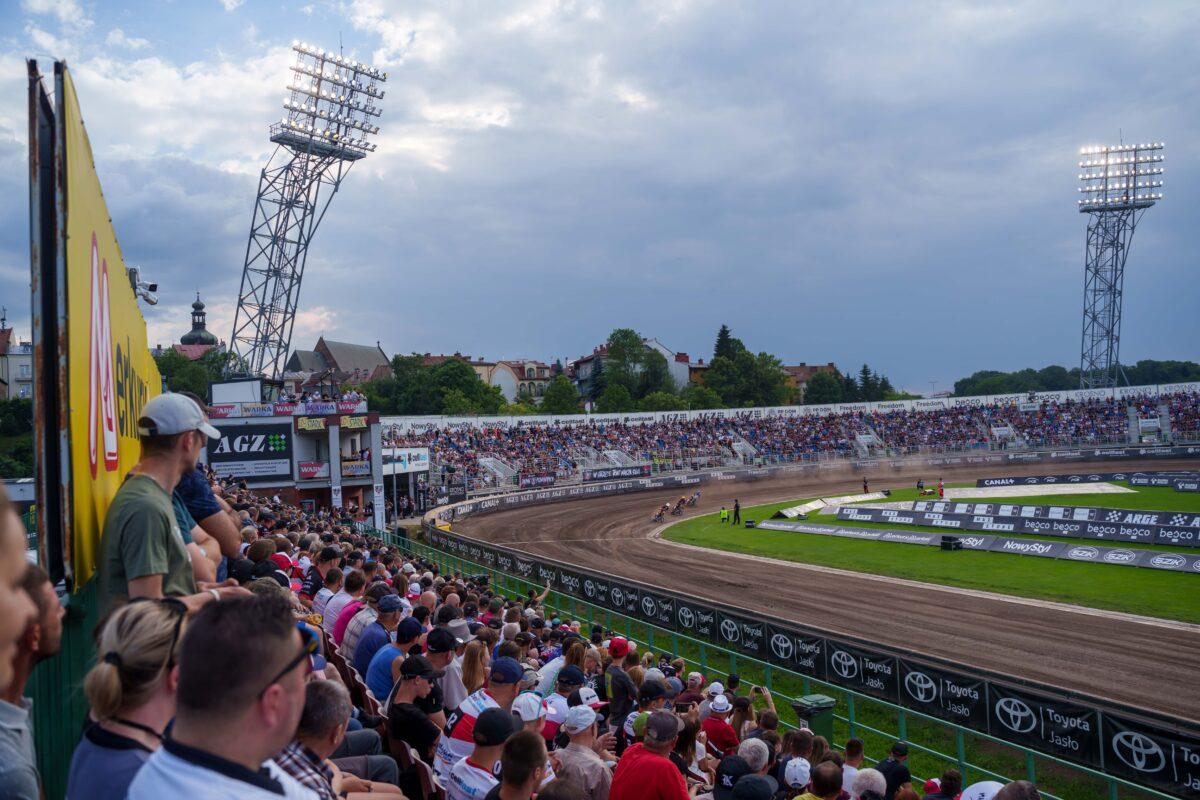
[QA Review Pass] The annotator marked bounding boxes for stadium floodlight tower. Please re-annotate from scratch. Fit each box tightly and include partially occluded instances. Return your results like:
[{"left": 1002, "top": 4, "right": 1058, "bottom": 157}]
[
  {"left": 229, "top": 41, "right": 387, "bottom": 382},
  {"left": 1076, "top": 141, "right": 1164, "bottom": 389}
]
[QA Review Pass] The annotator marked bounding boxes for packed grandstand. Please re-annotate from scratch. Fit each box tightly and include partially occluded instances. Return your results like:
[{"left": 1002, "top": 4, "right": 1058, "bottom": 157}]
[{"left": 384, "top": 390, "right": 1200, "bottom": 491}]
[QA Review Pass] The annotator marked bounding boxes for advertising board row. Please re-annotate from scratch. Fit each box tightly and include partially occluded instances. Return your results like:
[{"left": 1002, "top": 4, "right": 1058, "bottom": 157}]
[
  {"left": 977, "top": 469, "right": 1199, "bottom": 487},
  {"left": 777, "top": 516, "right": 1200, "bottom": 572},
  {"left": 518, "top": 472, "right": 557, "bottom": 489},
  {"left": 209, "top": 399, "right": 368, "bottom": 418},
  {"left": 839, "top": 505, "right": 1200, "bottom": 552},
  {"left": 426, "top": 512, "right": 1200, "bottom": 798},
  {"left": 382, "top": 381, "right": 1200, "bottom": 435}
]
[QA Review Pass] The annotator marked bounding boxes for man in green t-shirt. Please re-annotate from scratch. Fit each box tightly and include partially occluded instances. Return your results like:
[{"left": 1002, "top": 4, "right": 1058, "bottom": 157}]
[{"left": 98, "top": 393, "right": 248, "bottom": 613}]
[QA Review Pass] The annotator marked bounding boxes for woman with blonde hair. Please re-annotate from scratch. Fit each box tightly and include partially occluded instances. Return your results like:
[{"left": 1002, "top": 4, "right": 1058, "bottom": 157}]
[
  {"left": 626, "top": 664, "right": 645, "bottom": 688},
  {"left": 461, "top": 639, "right": 490, "bottom": 694},
  {"left": 67, "top": 598, "right": 187, "bottom": 800}
]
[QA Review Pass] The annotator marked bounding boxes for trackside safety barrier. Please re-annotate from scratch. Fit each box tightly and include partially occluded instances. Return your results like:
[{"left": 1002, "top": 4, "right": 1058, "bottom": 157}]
[{"left": 398, "top": 503, "right": 1199, "bottom": 800}]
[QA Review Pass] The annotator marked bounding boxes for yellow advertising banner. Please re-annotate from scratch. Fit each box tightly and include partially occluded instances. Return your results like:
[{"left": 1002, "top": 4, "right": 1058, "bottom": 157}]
[
  {"left": 340, "top": 414, "right": 368, "bottom": 430},
  {"left": 62, "top": 68, "right": 161, "bottom": 585},
  {"left": 296, "top": 416, "right": 328, "bottom": 432}
]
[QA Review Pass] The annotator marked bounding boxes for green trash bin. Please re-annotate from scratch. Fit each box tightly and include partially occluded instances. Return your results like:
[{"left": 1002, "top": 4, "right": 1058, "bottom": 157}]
[{"left": 792, "top": 694, "right": 837, "bottom": 741}]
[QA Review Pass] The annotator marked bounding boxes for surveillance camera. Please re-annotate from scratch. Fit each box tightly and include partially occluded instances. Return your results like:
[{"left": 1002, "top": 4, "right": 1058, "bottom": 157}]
[{"left": 147, "top": 282, "right": 158, "bottom": 292}]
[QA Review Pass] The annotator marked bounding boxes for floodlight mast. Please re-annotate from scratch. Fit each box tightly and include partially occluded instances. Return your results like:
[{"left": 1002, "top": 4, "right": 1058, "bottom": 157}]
[
  {"left": 1075, "top": 142, "right": 1164, "bottom": 390},
  {"left": 228, "top": 41, "right": 387, "bottom": 383}
]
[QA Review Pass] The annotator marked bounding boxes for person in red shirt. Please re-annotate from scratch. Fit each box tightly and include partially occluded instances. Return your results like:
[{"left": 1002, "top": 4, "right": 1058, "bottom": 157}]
[
  {"left": 610, "top": 711, "right": 692, "bottom": 800},
  {"left": 700, "top": 694, "right": 739, "bottom": 759}
]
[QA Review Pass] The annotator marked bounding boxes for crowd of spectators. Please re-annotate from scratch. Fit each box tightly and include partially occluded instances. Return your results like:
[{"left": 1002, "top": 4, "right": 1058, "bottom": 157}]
[
  {"left": 277, "top": 389, "right": 369, "bottom": 405},
  {"left": 383, "top": 393, "right": 1200, "bottom": 489},
  {"left": 0, "top": 389, "right": 1088, "bottom": 798}
]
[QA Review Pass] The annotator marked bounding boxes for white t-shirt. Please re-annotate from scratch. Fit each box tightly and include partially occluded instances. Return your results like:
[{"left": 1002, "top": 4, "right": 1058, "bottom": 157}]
[
  {"left": 433, "top": 689, "right": 502, "bottom": 781},
  {"left": 322, "top": 590, "right": 354, "bottom": 633},
  {"left": 128, "top": 748, "right": 317, "bottom": 800},
  {"left": 447, "top": 757, "right": 498, "bottom": 800},
  {"left": 534, "top": 656, "right": 564, "bottom": 696},
  {"left": 544, "top": 692, "right": 570, "bottom": 740},
  {"left": 441, "top": 656, "right": 469, "bottom": 713},
  {"left": 313, "top": 587, "right": 334, "bottom": 617},
  {"left": 842, "top": 764, "right": 859, "bottom": 793}
]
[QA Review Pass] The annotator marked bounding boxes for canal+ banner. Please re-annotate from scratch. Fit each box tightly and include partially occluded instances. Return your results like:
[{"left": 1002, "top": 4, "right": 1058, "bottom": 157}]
[{"left": 63, "top": 66, "right": 161, "bottom": 585}]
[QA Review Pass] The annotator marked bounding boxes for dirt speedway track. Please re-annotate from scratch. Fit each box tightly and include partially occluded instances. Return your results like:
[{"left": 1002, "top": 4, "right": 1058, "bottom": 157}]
[{"left": 455, "top": 458, "right": 1200, "bottom": 721}]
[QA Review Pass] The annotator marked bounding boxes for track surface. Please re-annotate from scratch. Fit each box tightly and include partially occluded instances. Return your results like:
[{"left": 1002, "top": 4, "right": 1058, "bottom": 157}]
[{"left": 456, "top": 459, "right": 1200, "bottom": 721}]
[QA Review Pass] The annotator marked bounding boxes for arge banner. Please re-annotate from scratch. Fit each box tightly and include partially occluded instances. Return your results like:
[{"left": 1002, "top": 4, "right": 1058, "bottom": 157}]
[
  {"left": 581, "top": 465, "right": 652, "bottom": 482},
  {"left": 765, "top": 624, "right": 827, "bottom": 680},
  {"left": 898, "top": 660, "right": 988, "bottom": 730},
  {"left": 716, "top": 610, "right": 767, "bottom": 658},
  {"left": 675, "top": 599, "right": 718, "bottom": 640},
  {"left": 1103, "top": 713, "right": 1200, "bottom": 799}
]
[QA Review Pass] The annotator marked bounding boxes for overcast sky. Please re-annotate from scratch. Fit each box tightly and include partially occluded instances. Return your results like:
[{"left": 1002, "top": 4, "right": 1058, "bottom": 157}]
[{"left": 1, "top": 1, "right": 1196, "bottom": 392}]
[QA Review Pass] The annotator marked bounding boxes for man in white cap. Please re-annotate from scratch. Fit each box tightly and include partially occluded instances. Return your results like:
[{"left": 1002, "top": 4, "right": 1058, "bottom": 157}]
[
  {"left": 97, "top": 393, "right": 247, "bottom": 612},
  {"left": 698, "top": 681, "right": 725, "bottom": 721},
  {"left": 701, "top": 694, "right": 739, "bottom": 759},
  {"left": 555, "top": 705, "right": 613, "bottom": 800}
]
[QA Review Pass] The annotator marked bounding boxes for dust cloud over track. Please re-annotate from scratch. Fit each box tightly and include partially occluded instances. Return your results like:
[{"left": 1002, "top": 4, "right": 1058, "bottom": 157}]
[{"left": 456, "top": 459, "right": 1200, "bottom": 720}]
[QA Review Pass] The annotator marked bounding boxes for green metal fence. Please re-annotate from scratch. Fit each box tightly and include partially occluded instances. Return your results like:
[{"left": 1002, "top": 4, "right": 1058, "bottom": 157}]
[{"left": 384, "top": 527, "right": 1170, "bottom": 800}]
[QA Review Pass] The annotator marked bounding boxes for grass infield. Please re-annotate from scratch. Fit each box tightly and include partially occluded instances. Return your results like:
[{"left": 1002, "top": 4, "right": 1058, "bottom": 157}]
[{"left": 662, "top": 482, "right": 1200, "bottom": 622}]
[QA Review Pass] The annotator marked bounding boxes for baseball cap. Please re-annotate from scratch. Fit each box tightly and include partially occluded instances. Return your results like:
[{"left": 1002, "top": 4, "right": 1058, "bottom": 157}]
[
  {"left": 426, "top": 627, "right": 459, "bottom": 654},
  {"left": 644, "top": 667, "right": 666, "bottom": 685},
  {"left": 731, "top": 775, "right": 774, "bottom": 800},
  {"left": 706, "top": 681, "right": 725, "bottom": 697},
  {"left": 269, "top": 553, "right": 293, "bottom": 572},
  {"left": 642, "top": 710, "right": 683, "bottom": 745},
  {"left": 783, "top": 757, "right": 811, "bottom": 789},
  {"left": 563, "top": 705, "right": 597, "bottom": 734},
  {"left": 401, "top": 563, "right": 416, "bottom": 575},
  {"left": 511, "top": 692, "right": 549, "bottom": 722},
  {"left": 608, "top": 636, "right": 632, "bottom": 659},
  {"left": 891, "top": 741, "right": 909, "bottom": 757},
  {"left": 556, "top": 665, "right": 586, "bottom": 687},
  {"left": 714, "top": 755, "right": 752, "bottom": 800},
  {"left": 709, "top": 694, "right": 732, "bottom": 714},
  {"left": 137, "top": 393, "right": 221, "bottom": 439},
  {"left": 400, "top": 654, "right": 446, "bottom": 681},
  {"left": 960, "top": 782, "right": 1005, "bottom": 800},
  {"left": 638, "top": 681, "right": 667, "bottom": 705},
  {"left": 924, "top": 778, "right": 942, "bottom": 794},
  {"left": 568, "top": 686, "right": 608, "bottom": 709},
  {"left": 228, "top": 558, "right": 256, "bottom": 584},
  {"left": 473, "top": 707, "right": 520, "bottom": 746},
  {"left": 378, "top": 595, "right": 403, "bottom": 613},
  {"left": 665, "top": 677, "right": 684, "bottom": 699},
  {"left": 490, "top": 656, "right": 524, "bottom": 685},
  {"left": 396, "top": 616, "right": 422, "bottom": 643}
]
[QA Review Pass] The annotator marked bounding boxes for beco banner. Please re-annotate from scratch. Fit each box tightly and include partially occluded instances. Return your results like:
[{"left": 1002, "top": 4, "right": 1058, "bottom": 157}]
[{"left": 63, "top": 67, "right": 161, "bottom": 584}]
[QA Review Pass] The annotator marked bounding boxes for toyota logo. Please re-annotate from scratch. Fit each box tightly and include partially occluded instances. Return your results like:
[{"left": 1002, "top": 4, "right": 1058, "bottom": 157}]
[
  {"left": 642, "top": 596, "right": 658, "bottom": 617},
  {"left": 583, "top": 579, "right": 596, "bottom": 597},
  {"left": 904, "top": 671, "right": 937, "bottom": 704},
  {"left": 770, "top": 634, "right": 793, "bottom": 660},
  {"left": 719, "top": 619, "right": 740, "bottom": 643},
  {"left": 1112, "top": 731, "right": 1166, "bottom": 773},
  {"left": 611, "top": 587, "right": 625, "bottom": 607},
  {"left": 830, "top": 650, "right": 858, "bottom": 680},
  {"left": 677, "top": 607, "right": 696, "bottom": 630},
  {"left": 995, "top": 697, "right": 1037, "bottom": 733}
]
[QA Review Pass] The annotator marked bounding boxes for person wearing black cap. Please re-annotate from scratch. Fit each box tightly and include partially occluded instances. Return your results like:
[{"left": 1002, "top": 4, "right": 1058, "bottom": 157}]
[
  {"left": 365, "top": 616, "right": 423, "bottom": 701},
  {"left": 446, "top": 706, "right": 520, "bottom": 800},
  {"left": 351, "top": 594, "right": 404, "bottom": 678},
  {"left": 873, "top": 742, "right": 911, "bottom": 800},
  {"left": 298, "top": 546, "right": 343, "bottom": 609},
  {"left": 543, "top": 664, "right": 586, "bottom": 743},
  {"left": 623, "top": 680, "right": 668, "bottom": 745},
  {"left": 610, "top": 710, "right": 689, "bottom": 800},
  {"left": 386, "top": 655, "right": 446, "bottom": 763},
  {"left": 433, "top": 657, "right": 526, "bottom": 783},
  {"left": 706, "top": 754, "right": 752, "bottom": 800}
]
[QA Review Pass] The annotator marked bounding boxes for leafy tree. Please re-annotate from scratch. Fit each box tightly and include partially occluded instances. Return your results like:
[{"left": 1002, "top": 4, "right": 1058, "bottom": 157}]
[
  {"left": 551, "top": 359, "right": 564, "bottom": 376},
  {"left": 604, "top": 328, "right": 644, "bottom": 395},
  {"left": 540, "top": 374, "right": 581, "bottom": 414},
  {"left": 498, "top": 400, "right": 537, "bottom": 415},
  {"left": 596, "top": 383, "right": 635, "bottom": 413},
  {"left": 639, "top": 391, "right": 688, "bottom": 411},
  {"left": 706, "top": 350, "right": 789, "bottom": 408},
  {"left": 840, "top": 371, "right": 861, "bottom": 403},
  {"left": 858, "top": 364, "right": 879, "bottom": 402},
  {"left": 714, "top": 324, "right": 736, "bottom": 361},
  {"left": 804, "top": 371, "right": 843, "bottom": 404},
  {"left": 682, "top": 385, "right": 724, "bottom": 410},
  {"left": 703, "top": 356, "right": 743, "bottom": 406},
  {"left": 441, "top": 388, "right": 476, "bottom": 415},
  {"left": 0, "top": 399, "right": 33, "bottom": 437}
]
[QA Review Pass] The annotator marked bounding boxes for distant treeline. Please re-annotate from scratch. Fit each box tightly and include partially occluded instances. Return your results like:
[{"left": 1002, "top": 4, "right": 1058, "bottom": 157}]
[{"left": 953, "top": 360, "right": 1200, "bottom": 397}]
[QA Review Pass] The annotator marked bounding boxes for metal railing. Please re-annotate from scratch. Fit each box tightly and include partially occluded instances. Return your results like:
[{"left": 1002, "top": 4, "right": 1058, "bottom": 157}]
[{"left": 384, "top": 527, "right": 1174, "bottom": 800}]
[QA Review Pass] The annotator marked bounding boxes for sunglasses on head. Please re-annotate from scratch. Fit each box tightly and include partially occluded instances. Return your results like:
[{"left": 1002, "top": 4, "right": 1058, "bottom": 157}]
[
  {"left": 260, "top": 622, "right": 319, "bottom": 696},
  {"left": 125, "top": 597, "right": 187, "bottom": 670}
]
